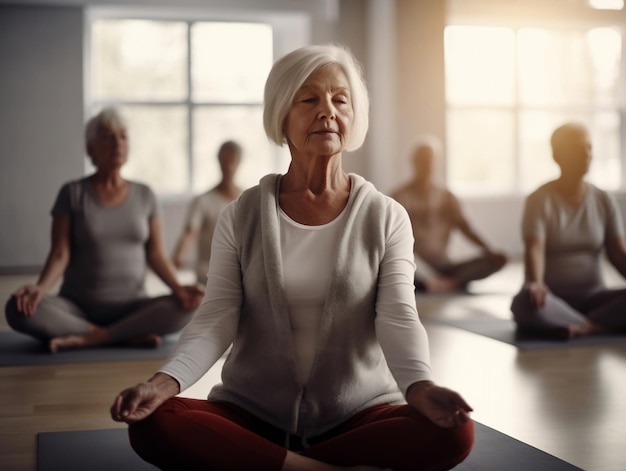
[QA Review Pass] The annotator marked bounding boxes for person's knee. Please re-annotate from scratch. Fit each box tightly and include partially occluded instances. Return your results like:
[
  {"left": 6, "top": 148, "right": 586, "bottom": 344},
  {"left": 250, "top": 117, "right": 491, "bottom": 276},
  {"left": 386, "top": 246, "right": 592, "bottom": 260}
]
[
  {"left": 128, "top": 397, "right": 192, "bottom": 470},
  {"left": 128, "top": 401, "right": 171, "bottom": 459},
  {"left": 445, "top": 420, "right": 475, "bottom": 467},
  {"left": 510, "top": 288, "right": 534, "bottom": 322},
  {"left": 403, "top": 419, "right": 474, "bottom": 471},
  {"left": 5, "top": 296, "right": 27, "bottom": 333},
  {"left": 493, "top": 253, "right": 507, "bottom": 270}
]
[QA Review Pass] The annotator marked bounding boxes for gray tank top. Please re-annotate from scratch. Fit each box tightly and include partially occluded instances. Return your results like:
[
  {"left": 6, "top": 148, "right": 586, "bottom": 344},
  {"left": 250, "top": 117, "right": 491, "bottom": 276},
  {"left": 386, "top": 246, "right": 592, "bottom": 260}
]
[{"left": 52, "top": 177, "right": 159, "bottom": 304}]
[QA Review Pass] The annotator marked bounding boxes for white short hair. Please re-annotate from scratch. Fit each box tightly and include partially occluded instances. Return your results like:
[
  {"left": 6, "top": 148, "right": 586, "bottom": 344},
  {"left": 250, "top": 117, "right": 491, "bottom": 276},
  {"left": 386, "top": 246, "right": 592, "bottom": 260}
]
[
  {"left": 85, "top": 107, "right": 127, "bottom": 148},
  {"left": 263, "top": 44, "right": 369, "bottom": 152}
]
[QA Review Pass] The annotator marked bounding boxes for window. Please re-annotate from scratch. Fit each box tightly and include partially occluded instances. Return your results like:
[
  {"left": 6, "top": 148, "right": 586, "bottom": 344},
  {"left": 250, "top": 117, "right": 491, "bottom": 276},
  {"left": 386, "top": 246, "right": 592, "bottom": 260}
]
[
  {"left": 89, "top": 18, "right": 285, "bottom": 195},
  {"left": 445, "top": 25, "right": 623, "bottom": 195}
]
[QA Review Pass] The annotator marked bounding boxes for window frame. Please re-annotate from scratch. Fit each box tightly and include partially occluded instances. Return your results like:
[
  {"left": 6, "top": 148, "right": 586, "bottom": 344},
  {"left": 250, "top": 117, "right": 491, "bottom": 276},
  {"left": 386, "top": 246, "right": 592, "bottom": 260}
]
[
  {"left": 84, "top": 6, "right": 310, "bottom": 198},
  {"left": 444, "top": 22, "right": 626, "bottom": 197}
]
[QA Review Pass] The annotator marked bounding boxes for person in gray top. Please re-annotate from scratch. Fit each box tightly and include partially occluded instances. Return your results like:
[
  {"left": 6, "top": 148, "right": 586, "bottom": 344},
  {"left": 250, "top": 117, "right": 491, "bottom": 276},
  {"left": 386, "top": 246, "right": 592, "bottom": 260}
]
[
  {"left": 5, "top": 108, "right": 204, "bottom": 352},
  {"left": 110, "top": 44, "right": 473, "bottom": 471},
  {"left": 511, "top": 123, "right": 626, "bottom": 340}
]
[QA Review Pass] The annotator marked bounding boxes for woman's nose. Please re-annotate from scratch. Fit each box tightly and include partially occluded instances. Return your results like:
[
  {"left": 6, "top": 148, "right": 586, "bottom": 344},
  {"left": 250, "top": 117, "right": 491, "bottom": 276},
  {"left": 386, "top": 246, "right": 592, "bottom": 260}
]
[{"left": 317, "top": 97, "right": 336, "bottom": 120}]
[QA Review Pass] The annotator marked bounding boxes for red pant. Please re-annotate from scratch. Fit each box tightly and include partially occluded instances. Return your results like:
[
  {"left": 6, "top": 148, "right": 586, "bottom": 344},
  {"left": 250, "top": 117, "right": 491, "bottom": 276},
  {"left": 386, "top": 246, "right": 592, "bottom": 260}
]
[{"left": 129, "top": 397, "right": 474, "bottom": 471}]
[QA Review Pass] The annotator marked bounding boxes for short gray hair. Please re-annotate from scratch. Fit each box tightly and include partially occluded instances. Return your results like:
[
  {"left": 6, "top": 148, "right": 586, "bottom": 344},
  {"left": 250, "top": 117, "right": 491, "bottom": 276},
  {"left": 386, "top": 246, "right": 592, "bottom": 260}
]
[
  {"left": 263, "top": 44, "right": 369, "bottom": 152},
  {"left": 85, "top": 107, "right": 127, "bottom": 148}
]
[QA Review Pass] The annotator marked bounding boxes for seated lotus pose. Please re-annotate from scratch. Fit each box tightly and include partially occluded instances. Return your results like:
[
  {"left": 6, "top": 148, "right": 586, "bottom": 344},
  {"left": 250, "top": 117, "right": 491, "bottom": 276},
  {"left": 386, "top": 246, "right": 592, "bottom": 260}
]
[
  {"left": 110, "top": 45, "right": 474, "bottom": 471},
  {"left": 392, "top": 137, "right": 507, "bottom": 293},
  {"left": 511, "top": 122, "right": 626, "bottom": 340},
  {"left": 172, "top": 140, "right": 243, "bottom": 285},
  {"left": 5, "top": 108, "right": 204, "bottom": 352}
]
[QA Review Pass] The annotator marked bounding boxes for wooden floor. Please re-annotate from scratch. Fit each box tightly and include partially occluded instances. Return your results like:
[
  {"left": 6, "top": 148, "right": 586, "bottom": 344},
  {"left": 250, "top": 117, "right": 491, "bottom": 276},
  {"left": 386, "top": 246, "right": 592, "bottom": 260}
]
[{"left": 1, "top": 264, "right": 625, "bottom": 471}]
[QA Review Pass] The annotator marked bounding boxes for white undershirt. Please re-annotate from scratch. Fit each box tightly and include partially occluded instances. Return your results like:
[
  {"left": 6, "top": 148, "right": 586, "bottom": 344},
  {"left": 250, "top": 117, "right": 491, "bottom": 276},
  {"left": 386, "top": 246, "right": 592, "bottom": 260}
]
[
  {"left": 159, "top": 181, "right": 432, "bottom": 394},
  {"left": 279, "top": 206, "right": 347, "bottom": 383}
]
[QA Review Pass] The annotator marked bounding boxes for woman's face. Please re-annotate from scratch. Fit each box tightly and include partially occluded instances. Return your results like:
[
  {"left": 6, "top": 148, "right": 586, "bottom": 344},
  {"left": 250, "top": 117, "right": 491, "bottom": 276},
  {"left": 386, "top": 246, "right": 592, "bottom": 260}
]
[
  {"left": 413, "top": 145, "right": 436, "bottom": 183},
  {"left": 89, "top": 124, "right": 129, "bottom": 171},
  {"left": 283, "top": 64, "right": 354, "bottom": 159},
  {"left": 218, "top": 148, "right": 241, "bottom": 179},
  {"left": 556, "top": 130, "right": 592, "bottom": 178}
]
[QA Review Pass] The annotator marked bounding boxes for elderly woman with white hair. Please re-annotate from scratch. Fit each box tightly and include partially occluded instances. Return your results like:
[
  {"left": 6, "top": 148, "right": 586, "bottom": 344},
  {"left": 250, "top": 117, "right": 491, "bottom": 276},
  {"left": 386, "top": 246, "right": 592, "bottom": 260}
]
[
  {"left": 111, "top": 44, "right": 474, "bottom": 471},
  {"left": 5, "top": 107, "right": 203, "bottom": 352}
]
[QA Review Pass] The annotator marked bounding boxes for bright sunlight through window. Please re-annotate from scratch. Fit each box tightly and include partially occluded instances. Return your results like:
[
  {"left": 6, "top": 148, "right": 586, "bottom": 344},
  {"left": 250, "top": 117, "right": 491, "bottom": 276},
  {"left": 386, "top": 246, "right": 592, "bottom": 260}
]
[
  {"left": 445, "top": 25, "right": 622, "bottom": 196},
  {"left": 90, "top": 19, "right": 278, "bottom": 195}
]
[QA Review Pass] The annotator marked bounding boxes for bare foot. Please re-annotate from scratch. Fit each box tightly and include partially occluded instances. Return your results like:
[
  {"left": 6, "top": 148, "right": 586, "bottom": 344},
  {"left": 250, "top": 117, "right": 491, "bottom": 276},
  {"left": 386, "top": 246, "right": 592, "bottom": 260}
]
[
  {"left": 49, "top": 326, "right": 110, "bottom": 353},
  {"left": 124, "top": 333, "right": 163, "bottom": 349},
  {"left": 568, "top": 322, "right": 607, "bottom": 339}
]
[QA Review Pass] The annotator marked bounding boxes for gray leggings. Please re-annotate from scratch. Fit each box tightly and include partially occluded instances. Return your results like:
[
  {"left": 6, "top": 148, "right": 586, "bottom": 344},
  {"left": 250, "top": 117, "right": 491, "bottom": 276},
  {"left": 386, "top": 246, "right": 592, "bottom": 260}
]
[
  {"left": 511, "top": 287, "right": 626, "bottom": 332},
  {"left": 5, "top": 294, "right": 194, "bottom": 343}
]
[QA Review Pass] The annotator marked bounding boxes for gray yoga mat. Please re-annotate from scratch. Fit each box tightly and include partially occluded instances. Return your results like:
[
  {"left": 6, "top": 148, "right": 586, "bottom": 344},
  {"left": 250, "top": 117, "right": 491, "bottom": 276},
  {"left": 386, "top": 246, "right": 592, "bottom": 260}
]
[
  {"left": 0, "top": 331, "right": 179, "bottom": 367},
  {"left": 37, "top": 422, "right": 583, "bottom": 471},
  {"left": 435, "top": 316, "right": 626, "bottom": 350}
]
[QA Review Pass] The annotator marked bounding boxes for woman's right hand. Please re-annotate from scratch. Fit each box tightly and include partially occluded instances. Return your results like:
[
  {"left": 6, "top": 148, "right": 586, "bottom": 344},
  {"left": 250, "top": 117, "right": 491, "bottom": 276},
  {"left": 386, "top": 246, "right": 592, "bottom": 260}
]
[
  {"left": 12, "top": 285, "right": 44, "bottom": 317},
  {"left": 527, "top": 281, "right": 548, "bottom": 308},
  {"left": 110, "top": 373, "right": 180, "bottom": 424}
]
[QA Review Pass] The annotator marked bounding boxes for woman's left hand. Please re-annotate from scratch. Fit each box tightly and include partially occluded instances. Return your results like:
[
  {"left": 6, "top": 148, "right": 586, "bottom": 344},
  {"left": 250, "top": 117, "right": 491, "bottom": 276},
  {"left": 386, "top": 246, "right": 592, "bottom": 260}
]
[
  {"left": 406, "top": 380, "right": 473, "bottom": 428},
  {"left": 173, "top": 285, "right": 204, "bottom": 311}
]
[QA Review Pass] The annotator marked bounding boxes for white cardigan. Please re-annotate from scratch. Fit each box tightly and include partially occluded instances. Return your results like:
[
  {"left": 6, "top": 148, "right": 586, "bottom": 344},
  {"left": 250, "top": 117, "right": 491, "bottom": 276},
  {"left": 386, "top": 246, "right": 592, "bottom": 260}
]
[{"left": 160, "top": 173, "right": 432, "bottom": 437}]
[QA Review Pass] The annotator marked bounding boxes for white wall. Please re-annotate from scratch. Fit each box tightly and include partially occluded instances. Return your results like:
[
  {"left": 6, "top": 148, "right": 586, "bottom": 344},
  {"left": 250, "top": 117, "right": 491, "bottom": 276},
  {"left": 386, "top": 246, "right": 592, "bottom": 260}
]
[
  {"left": 0, "top": 5, "right": 84, "bottom": 270},
  {"left": 0, "top": 0, "right": 363, "bottom": 271}
]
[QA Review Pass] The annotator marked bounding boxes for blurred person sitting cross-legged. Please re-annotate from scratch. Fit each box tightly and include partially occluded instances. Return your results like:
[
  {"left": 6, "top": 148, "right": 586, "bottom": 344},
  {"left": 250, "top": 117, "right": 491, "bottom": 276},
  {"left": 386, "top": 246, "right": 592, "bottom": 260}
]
[
  {"left": 5, "top": 107, "right": 204, "bottom": 353},
  {"left": 511, "top": 122, "right": 626, "bottom": 340},
  {"left": 392, "top": 136, "right": 507, "bottom": 293},
  {"left": 172, "top": 141, "right": 243, "bottom": 286}
]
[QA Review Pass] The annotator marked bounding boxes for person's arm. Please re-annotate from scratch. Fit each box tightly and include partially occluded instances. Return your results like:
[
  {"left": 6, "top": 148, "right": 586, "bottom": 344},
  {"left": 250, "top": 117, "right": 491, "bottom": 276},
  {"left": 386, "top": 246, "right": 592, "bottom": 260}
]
[
  {"left": 172, "top": 196, "right": 203, "bottom": 269},
  {"left": 603, "top": 192, "right": 626, "bottom": 278},
  {"left": 156, "top": 204, "right": 241, "bottom": 391},
  {"left": 146, "top": 217, "right": 203, "bottom": 310},
  {"left": 457, "top": 217, "right": 494, "bottom": 253},
  {"left": 605, "top": 237, "right": 626, "bottom": 278},
  {"left": 110, "top": 372, "right": 180, "bottom": 424},
  {"left": 375, "top": 202, "right": 472, "bottom": 427},
  {"left": 519, "top": 191, "right": 548, "bottom": 306},
  {"left": 405, "top": 380, "right": 472, "bottom": 428},
  {"left": 112, "top": 206, "right": 242, "bottom": 421},
  {"left": 172, "top": 226, "right": 199, "bottom": 269},
  {"left": 523, "top": 236, "right": 548, "bottom": 307},
  {"left": 451, "top": 193, "right": 500, "bottom": 255},
  {"left": 13, "top": 216, "right": 71, "bottom": 316}
]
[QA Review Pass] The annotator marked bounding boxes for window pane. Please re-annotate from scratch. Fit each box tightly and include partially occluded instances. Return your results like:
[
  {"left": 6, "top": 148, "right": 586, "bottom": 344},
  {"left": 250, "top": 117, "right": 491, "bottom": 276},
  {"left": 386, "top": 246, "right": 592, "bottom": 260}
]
[
  {"left": 446, "top": 109, "right": 515, "bottom": 194},
  {"left": 92, "top": 20, "right": 188, "bottom": 101},
  {"left": 445, "top": 26, "right": 515, "bottom": 106},
  {"left": 588, "top": 111, "right": 621, "bottom": 190},
  {"left": 519, "top": 111, "right": 621, "bottom": 193},
  {"left": 518, "top": 111, "right": 579, "bottom": 194},
  {"left": 518, "top": 28, "right": 621, "bottom": 107},
  {"left": 587, "top": 28, "right": 622, "bottom": 107},
  {"left": 192, "top": 106, "right": 284, "bottom": 192},
  {"left": 191, "top": 22, "right": 273, "bottom": 103},
  {"left": 117, "top": 106, "right": 188, "bottom": 194}
]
